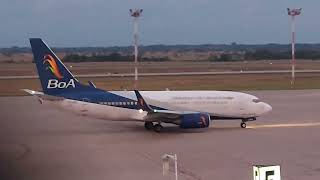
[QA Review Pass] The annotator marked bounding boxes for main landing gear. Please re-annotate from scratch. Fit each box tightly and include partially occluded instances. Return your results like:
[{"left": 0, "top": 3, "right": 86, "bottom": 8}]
[
  {"left": 144, "top": 122, "right": 163, "bottom": 132},
  {"left": 144, "top": 122, "right": 154, "bottom": 130},
  {"left": 240, "top": 117, "right": 256, "bottom": 128},
  {"left": 153, "top": 124, "right": 163, "bottom": 133}
]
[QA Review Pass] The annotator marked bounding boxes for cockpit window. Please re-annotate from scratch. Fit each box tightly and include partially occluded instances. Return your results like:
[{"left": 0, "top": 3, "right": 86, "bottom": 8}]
[{"left": 252, "top": 99, "right": 261, "bottom": 103}]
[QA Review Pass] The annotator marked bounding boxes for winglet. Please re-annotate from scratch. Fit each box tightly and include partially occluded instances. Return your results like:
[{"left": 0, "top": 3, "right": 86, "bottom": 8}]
[
  {"left": 134, "top": 90, "right": 153, "bottom": 112},
  {"left": 88, "top": 81, "right": 96, "bottom": 88}
]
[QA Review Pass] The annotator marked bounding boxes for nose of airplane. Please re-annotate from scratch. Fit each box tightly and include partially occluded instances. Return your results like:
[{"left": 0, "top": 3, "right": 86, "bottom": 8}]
[{"left": 263, "top": 103, "right": 272, "bottom": 114}]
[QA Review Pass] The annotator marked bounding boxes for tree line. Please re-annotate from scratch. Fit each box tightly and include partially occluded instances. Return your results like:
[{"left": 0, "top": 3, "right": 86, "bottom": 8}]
[
  {"left": 64, "top": 49, "right": 320, "bottom": 62},
  {"left": 211, "top": 50, "right": 320, "bottom": 62},
  {"left": 62, "top": 53, "right": 170, "bottom": 62}
]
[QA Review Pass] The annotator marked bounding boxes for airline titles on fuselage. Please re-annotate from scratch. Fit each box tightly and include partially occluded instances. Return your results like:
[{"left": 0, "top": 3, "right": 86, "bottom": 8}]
[{"left": 171, "top": 96, "right": 233, "bottom": 105}]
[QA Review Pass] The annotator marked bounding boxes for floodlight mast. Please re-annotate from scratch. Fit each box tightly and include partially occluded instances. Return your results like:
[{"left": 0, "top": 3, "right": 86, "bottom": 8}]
[
  {"left": 287, "top": 8, "right": 302, "bottom": 86},
  {"left": 130, "top": 9, "right": 143, "bottom": 89}
]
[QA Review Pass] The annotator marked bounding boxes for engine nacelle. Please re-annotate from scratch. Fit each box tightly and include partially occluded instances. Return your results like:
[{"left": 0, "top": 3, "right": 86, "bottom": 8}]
[{"left": 180, "top": 113, "right": 210, "bottom": 129}]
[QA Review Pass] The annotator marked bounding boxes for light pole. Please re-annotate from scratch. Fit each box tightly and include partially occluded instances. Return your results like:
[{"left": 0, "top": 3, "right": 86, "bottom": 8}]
[
  {"left": 129, "top": 8, "right": 143, "bottom": 89},
  {"left": 287, "top": 8, "right": 302, "bottom": 86}
]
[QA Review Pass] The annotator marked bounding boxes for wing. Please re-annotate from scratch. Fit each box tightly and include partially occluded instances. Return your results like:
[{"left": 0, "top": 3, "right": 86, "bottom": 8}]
[
  {"left": 134, "top": 90, "right": 211, "bottom": 128},
  {"left": 134, "top": 90, "right": 203, "bottom": 123}
]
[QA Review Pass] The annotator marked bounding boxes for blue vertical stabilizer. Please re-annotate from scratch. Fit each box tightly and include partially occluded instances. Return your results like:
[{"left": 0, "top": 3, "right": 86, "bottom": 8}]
[{"left": 30, "top": 38, "right": 93, "bottom": 95}]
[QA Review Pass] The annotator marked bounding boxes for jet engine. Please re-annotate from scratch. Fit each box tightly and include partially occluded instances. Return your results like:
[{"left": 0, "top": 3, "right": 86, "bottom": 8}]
[{"left": 179, "top": 113, "right": 210, "bottom": 129}]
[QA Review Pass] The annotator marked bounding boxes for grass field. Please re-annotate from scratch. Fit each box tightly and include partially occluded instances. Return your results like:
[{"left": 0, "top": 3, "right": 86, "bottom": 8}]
[
  {"left": 1, "top": 60, "right": 320, "bottom": 76},
  {"left": 1, "top": 73, "right": 320, "bottom": 96},
  {"left": 1, "top": 60, "right": 320, "bottom": 96}
]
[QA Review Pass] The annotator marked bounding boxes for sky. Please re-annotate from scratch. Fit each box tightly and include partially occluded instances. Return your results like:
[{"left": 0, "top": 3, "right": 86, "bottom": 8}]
[{"left": 0, "top": 0, "right": 319, "bottom": 47}]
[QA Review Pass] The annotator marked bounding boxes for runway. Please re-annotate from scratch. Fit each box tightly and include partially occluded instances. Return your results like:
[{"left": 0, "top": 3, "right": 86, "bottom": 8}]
[
  {"left": 1, "top": 69, "right": 320, "bottom": 79},
  {"left": 248, "top": 122, "right": 320, "bottom": 129},
  {"left": 1, "top": 90, "right": 320, "bottom": 180}
]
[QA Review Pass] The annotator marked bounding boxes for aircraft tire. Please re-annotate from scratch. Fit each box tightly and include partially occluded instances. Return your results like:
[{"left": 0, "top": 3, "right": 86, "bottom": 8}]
[
  {"left": 154, "top": 124, "right": 163, "bottom": 133},
  {"left": 144, "top": 122, "right": 154, "bottom": 130},
  {"left": 241, "top": 122, "right": 247, "bottom": 128}
]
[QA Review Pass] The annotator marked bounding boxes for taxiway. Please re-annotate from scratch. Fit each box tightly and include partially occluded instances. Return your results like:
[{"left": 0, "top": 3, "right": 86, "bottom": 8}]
[{"left": 0, "top": 90, "right": 320, "bottom": 180}]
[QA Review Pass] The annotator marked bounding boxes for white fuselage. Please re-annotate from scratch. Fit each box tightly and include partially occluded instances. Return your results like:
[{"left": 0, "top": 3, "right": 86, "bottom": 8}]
[{"left": 40, "top": 91, "right": 272, "bottom": 122}]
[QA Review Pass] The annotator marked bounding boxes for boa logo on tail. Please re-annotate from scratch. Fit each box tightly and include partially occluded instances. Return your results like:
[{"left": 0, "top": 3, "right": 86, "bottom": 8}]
[
  {"left": 43, "top": 54, "right": 63, "bottom": 79},
  {"left": 43, "top": 54, "right": 75, "bottom": 89}
]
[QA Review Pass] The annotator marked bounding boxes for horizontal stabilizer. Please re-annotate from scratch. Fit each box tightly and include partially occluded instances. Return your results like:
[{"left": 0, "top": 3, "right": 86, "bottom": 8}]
[{"left": 22, "top": 89, "right": 64, "bottom": 101}]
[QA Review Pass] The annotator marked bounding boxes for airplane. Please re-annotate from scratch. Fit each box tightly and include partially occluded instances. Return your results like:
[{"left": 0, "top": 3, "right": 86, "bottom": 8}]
[{"left": 24, "top": 38, "right": 272, "bottom": 132}]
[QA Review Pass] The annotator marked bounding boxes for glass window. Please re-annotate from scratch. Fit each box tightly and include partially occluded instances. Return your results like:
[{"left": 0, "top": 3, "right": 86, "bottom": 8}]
[{"left": 252, "top": 99, "right": 261, "bottom": 103}]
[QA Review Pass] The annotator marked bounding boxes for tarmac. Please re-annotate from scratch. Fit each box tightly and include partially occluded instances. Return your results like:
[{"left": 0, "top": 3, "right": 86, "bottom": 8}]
[{"left": 0, "top": 90, "right": 320, "bottom": 180}]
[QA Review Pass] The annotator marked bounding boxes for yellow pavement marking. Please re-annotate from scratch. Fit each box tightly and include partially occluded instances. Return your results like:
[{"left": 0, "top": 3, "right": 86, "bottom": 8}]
[{"left": 247, "top": 122, "right": 320, "bottom": 129}]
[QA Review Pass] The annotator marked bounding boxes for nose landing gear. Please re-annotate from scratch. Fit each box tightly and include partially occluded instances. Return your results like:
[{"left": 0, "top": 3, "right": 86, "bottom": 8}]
[
  {"left": 240, "top": 122, "right": 247, "bottom": 128},
  {"left": 240, "top": 117, "right": 256, "bottom": 128}
]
